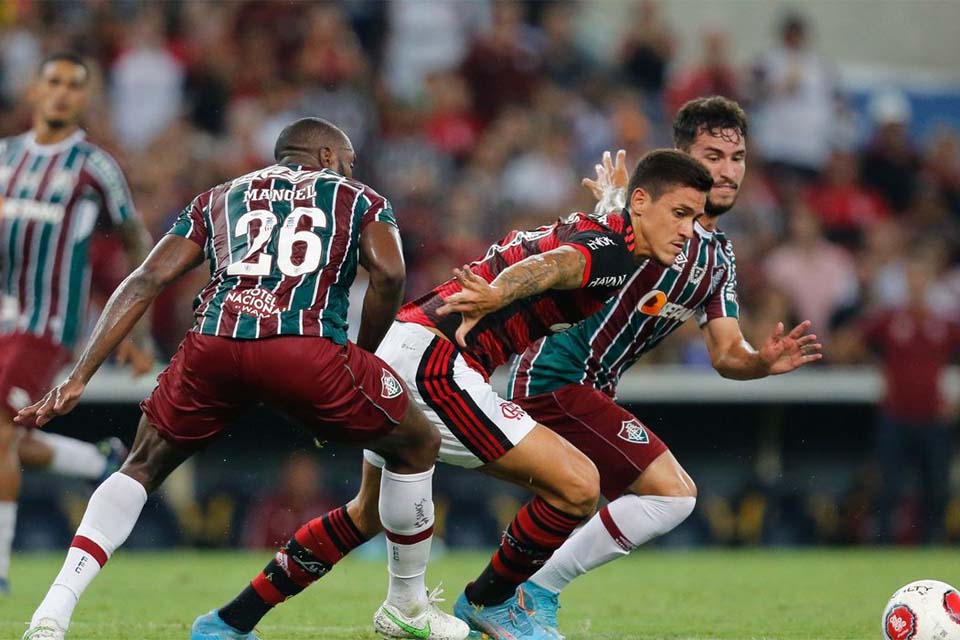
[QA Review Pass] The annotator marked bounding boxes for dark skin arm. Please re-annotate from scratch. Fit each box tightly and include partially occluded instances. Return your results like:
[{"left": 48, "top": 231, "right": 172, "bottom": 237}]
[
  {"left": 15, "top": 235, "right": 204, "bottom": 427},
  {"left": 436, "top": 246, "right": 587, "bottom": 347},
  {"left": 114, "top": 217, "right": 157, "bottom": 375},
  {"left": 703, "top": 317, "right": 822, "bottom": 380},
  {"left": 356, "top": 221, "right": 406, "bottom": 353}
]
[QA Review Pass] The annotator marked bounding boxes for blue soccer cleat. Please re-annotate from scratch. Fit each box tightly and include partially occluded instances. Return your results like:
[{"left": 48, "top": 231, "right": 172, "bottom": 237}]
[
  {"left": 453, "top": 590, "right": 553, "bottom": 640},
  {"left": 190, "top": 610, "right": 261, "bottom": 640},
  {"left": 518, "top": 582, "right": 565, "bottom": 640},
  {"left": 95, "top": 437, "right": 128, "bottom": 484}
]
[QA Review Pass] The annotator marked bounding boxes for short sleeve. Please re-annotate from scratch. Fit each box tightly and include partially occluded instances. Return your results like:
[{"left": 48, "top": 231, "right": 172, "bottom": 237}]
[
  {"left": 359, "top": 191, "right": 398, "bottom": 231},
  {"left": 167, "top": 197, "right": 208, "bottom": 252},
  {"left": 697, "top": 240, "right": 741, "bottom": 326},
  {"left": 561, "top": 230, "right": 634, "bottom": 288},
  {"left": 84, "top": 148, "right": 137, "bottom": 226}
]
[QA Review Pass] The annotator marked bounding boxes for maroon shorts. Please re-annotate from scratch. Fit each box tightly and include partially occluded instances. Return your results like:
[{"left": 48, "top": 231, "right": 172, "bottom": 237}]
[
  {"left": 516, "top": 383, "right": 668, "bottom": 500},
  {"left": 141, "top": 332, "right": 408, "bottom": 449},
  {"left": 0, "top": 332, "right": 71, "bottom": 418}
]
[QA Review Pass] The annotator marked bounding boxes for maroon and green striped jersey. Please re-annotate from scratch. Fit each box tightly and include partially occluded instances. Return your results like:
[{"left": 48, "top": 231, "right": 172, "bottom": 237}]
[
  {"left": 509, "top": 223, "right": 740, "bottom": 399},
  {"left": 396, "top": 209, "right": 637, "bottom": 375},
  {"left": 0, "top": 130, "right": 137, "bottom": 348},
  {"left": 170, "top": 164, "right": 395, "bottom": 344}
]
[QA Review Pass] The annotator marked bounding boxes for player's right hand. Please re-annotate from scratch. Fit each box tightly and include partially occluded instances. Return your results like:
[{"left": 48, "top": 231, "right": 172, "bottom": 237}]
[
  {"left": 13, "top": 378, "right": 86, "bottom": 428},
  {"left": 582, "top": 149, "right": 628, "bottom": 201}
]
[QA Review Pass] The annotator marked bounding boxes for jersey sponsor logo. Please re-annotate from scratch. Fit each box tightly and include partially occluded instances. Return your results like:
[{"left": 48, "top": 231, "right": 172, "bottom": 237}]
[
  {"left": 549, "top": 322, "right": 572, "bottom": 332},
  {"left": 638, "top": 290, "right": 667, "bottom": 315},
  {"left": 500, "top": 401, "right": 526, "bottom": 420},
  {"left": 944, "top": 590, "right": 960, "bottom": 625},
  {"left": 243, "top": 184, "right": 316, "bottom": 203},
  {"left": 381, "top": 369, "right": 403, "bottom": 399},
  {"left": 884, "top": 604, "right": 917, "bottom": 640},
  {"left": 586, "top": 235, "right": 615, "bottom": 250},
  {"left": 0, "top": 198, "right": 66, "bottom": 224},
  {"left": 618, "top": 419, "right": 649, "bottom": 444},
  {"left": 588, "top": 274, "right": 627, "bottom": 288},
  {"left": 224, "top": 287, "right": 281, "bottom": 319}
]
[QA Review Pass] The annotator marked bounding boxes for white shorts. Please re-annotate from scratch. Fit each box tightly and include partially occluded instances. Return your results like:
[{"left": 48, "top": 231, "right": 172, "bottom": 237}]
[{"left": 367, "top": 321, "right": 536, "bottom": 469}]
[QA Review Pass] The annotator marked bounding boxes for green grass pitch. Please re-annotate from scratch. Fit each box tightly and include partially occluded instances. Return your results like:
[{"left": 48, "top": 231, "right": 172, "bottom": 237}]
[{"left": 2, "top": 548, "right": 956, "bottom": 639}]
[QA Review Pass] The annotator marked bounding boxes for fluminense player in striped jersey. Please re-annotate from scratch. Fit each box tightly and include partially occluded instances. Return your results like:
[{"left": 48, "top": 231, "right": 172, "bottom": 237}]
[
  {"left": 17, "top": 118, "right": 469, "bottom": 640},
  {"left": 0, "top": 53, "right": 153, "bottom": 594},
  {"left": 508, "top": 97, "right": 823, "bottom": 639}
]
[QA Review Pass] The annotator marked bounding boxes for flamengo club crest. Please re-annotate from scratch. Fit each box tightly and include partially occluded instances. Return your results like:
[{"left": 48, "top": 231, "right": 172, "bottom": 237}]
[
  {"left": 381, "top": 369, "right": 403, "bottom": 399},
  {"left": 618, "top": 419, "right": 649, "bottom": 444}
]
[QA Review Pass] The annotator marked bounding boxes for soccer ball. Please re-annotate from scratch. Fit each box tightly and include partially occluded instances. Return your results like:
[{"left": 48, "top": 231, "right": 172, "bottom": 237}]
[{"left": 882, "top": 580, "right": 960, "bottom": 639}]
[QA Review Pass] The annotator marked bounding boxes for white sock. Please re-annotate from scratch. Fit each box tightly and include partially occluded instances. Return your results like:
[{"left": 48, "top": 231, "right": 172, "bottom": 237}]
[
  {"left": 531, "top": 494, "right": 695, "bottom": 594},
  {"left": 31, "top": 432, "right": 107, "bottom": 480},
  {"left": 0, "top": 501, "right": 16, "bottom": 580},
  {"left": 31, "top": 473, "right": 148, "bottom": 629},
  {"left": 379, "top": 466, "right": 435, "bottom": 616}
]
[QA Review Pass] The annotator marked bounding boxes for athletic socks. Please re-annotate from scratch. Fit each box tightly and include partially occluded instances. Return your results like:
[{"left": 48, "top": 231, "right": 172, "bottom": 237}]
[
  {"left": 30, "top": 472, "right": 148, "bottom": 630},
  {"left": 531, "top": 494, "right": 696, "bottom": 594},
  {"left": 30, "top": 431, "right": 107, "bottom": 480},
  {"left": 0, "top": 501, "right": 15, "bottom": 581},
  {"left": 380, "top": 466, "right": 435, "bottom": 615},
  {"left": 466, "top": 496, "right": 584, "bottom": 606},
  {"left": 219, "top": 505, "right": 369, "bottom": 633}
]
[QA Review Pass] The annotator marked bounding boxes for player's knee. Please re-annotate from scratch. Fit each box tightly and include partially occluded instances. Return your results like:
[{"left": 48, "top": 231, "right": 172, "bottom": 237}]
[{"left": 557, "top": 455, "right": 600, "bottom": 516}]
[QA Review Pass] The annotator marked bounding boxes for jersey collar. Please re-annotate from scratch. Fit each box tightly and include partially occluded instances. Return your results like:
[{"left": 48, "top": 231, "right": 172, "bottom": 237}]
[
  {"left": 620, "top": 208, "right": 636, "bottom": 253},
  {"left": 694, "top": 219, "right": 714, "bottom": 240},
  {"left": 25, "top": 129, "right": 86, "bottom": 156}
]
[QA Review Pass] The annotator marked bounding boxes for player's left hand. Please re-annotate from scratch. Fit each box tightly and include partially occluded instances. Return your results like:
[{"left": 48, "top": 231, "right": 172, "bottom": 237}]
[
  {"left": 760, "top": 320, "right": 822, "bottom": 375},
  {"left": 116, "top": 337, "right": 155, "bottom": 377},
  {"left": 582, "top": 149, "right": 628, "bottom": 202},
  {"left": 13, "top": 378, "right": 86, "bottom": 428},
  {"left": 436, "top": 265, "right": 503, "bottom": 348}
]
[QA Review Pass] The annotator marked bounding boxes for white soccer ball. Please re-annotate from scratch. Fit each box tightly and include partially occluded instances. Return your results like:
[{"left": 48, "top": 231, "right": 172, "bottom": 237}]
[{"left": 882, "top": 580, "right": 960, "bottom": 640}]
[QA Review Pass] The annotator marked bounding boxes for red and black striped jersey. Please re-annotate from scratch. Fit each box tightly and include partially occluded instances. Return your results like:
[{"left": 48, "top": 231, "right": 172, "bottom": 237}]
[
  {"left": 169, "top": 164, "right": 395, "bottom": 343},
  {"left": 397, "top": 209, "right": 637, "bottom": 374}
]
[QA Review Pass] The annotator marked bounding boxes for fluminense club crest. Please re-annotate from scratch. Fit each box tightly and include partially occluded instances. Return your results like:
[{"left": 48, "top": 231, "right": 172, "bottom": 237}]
[
  {"left": 618, "top": 419, "right": 649, "bottom": 444},
  {"left": 381, "top": 369, "right": 403, "bottom": 399}
]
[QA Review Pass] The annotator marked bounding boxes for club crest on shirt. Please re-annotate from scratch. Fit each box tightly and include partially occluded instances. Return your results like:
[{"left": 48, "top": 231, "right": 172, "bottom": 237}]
[
  {"left": 690, "top": 265, "right": 705, "bottom": 284},
  {"left": 618, "top": 419, "right": 649, "bottom": 444},
  {"left": 381, "top": 369, "right": 403, "bottom": 399},
  {"left": 711, "top": 265, "right": 727, "bottom": 289}
]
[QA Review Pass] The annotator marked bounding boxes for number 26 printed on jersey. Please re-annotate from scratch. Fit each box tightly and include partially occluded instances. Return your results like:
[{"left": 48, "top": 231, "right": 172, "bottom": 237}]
[{"left": 226, "top": 206, "right": 328, "bottom": 277}]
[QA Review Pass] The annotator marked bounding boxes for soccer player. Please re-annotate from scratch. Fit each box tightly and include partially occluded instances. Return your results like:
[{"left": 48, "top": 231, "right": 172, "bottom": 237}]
[
  {"left": 205, "top": 149, "right": 714, "bottom": 640},
  {"left": 509, "top": 97, "right": 822, "bottom": 639},
  {"left": 0, "top": 52, "right": 153, "bottom": 594},
  {"left": 17, "top": 118, "right": 468, "bottom": 640}
]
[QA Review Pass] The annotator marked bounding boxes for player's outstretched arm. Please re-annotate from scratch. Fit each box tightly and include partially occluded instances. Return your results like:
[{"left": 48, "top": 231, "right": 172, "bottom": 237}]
[
  {"left": 357, "top": 221, "right": 406, "bottom": 353},
  {"left": 702, "top": 317, "right": 822, "bottom": 380},
  {"left": 437, "top": 246, "right": 587, "bottom": 347},
  {"left": 115, "top": 217, "right": 157, "bottom": 376},
  {"left": 14, "top": 235, "right": 204, "bottom": 428}
]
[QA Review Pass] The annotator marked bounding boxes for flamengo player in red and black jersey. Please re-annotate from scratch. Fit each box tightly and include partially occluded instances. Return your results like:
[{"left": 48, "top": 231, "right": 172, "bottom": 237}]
[
  {"left": 0, "top": 53, "right": 153, "bottom": 594},
  {"left": 17, "top": 119, "right": 469, "bottom": 640},
  {"left": 207, "top": 149, "right": 713, "bottom": 640}
]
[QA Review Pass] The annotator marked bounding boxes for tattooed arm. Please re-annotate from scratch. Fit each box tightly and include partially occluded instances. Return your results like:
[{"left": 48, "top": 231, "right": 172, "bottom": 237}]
[{"left": 436, "top": 246, "right": 587, "bottom": 347}]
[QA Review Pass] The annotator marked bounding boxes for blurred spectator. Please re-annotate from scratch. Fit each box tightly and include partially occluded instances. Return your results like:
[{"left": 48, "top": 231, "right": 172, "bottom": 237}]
[
  {"left": 109, "top": 8, "right": 184, "bottom": 150},
  {"left": 763, "top": 203, "right": 858, "bottom": 345},
  {"left": 422, "top": 71, "right": 480, "bottom": 160},
  {"left": 619, "top": 0, "right": 673, "bottom": 101},
  {"left": 924, "top": 127, "right": 960, "bottom": 215},
  {"left": 666, "top": 29, "right": 739, "bottom": 116},
  {"left": 751, "top": 12, "right": 835, "bottom": 178},
  {"left": 806, "top": 149, "right": 890, "bottom": 248},
  {"left": 861, "top": 90, "right": 921, "bottom": 213},
  {"left": 241, "top": 452, "right": 336, "bottom": 550},
  {"left": 460, "top": 0, "right": 541, "bottom": 127},
  {"left": 501, "top": 120, "right": 577, "bottom": 214},
  {"left": 858, "top": 252, "right": 960, "bottom": 543},
  {"left": 536, "top": 2, "right": 594, "bottom": 90}
]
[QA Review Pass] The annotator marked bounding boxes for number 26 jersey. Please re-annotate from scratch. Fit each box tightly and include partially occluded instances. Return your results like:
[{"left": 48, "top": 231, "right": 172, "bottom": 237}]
[{"left": 168, "top": 164, "right": 394, "bottom": 344}]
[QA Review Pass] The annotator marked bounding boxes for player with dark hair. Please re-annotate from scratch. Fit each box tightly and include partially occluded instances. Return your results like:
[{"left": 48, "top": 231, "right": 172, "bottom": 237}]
[
  {"left": 509, "top": 96, "right": 821, "bottom": 639},
  {"left": 0, "top": 52, "right": 154, "bottom": 594},
  {"left": 18, "top": 118, "right": 469, "bottom": 640},
  {"left": 202, "top": 149, "right": 713, "bottom": 640}
]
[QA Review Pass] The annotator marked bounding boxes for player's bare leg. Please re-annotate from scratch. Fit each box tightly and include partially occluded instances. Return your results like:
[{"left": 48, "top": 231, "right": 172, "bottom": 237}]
[
  {"left": 521, "top": 451, "right": 697, "bottom": 638},
  {"left": 0, "top": 411, "right": 23, "bottom": 593},
  {"left": 25, "top": 416, "right": 191, "bottom": 638}
]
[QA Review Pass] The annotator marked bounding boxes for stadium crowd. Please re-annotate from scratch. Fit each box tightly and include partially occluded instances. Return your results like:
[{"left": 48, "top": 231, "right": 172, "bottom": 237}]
[{"left": 1, "top": 1, "right": 958, "bottom": 548}]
